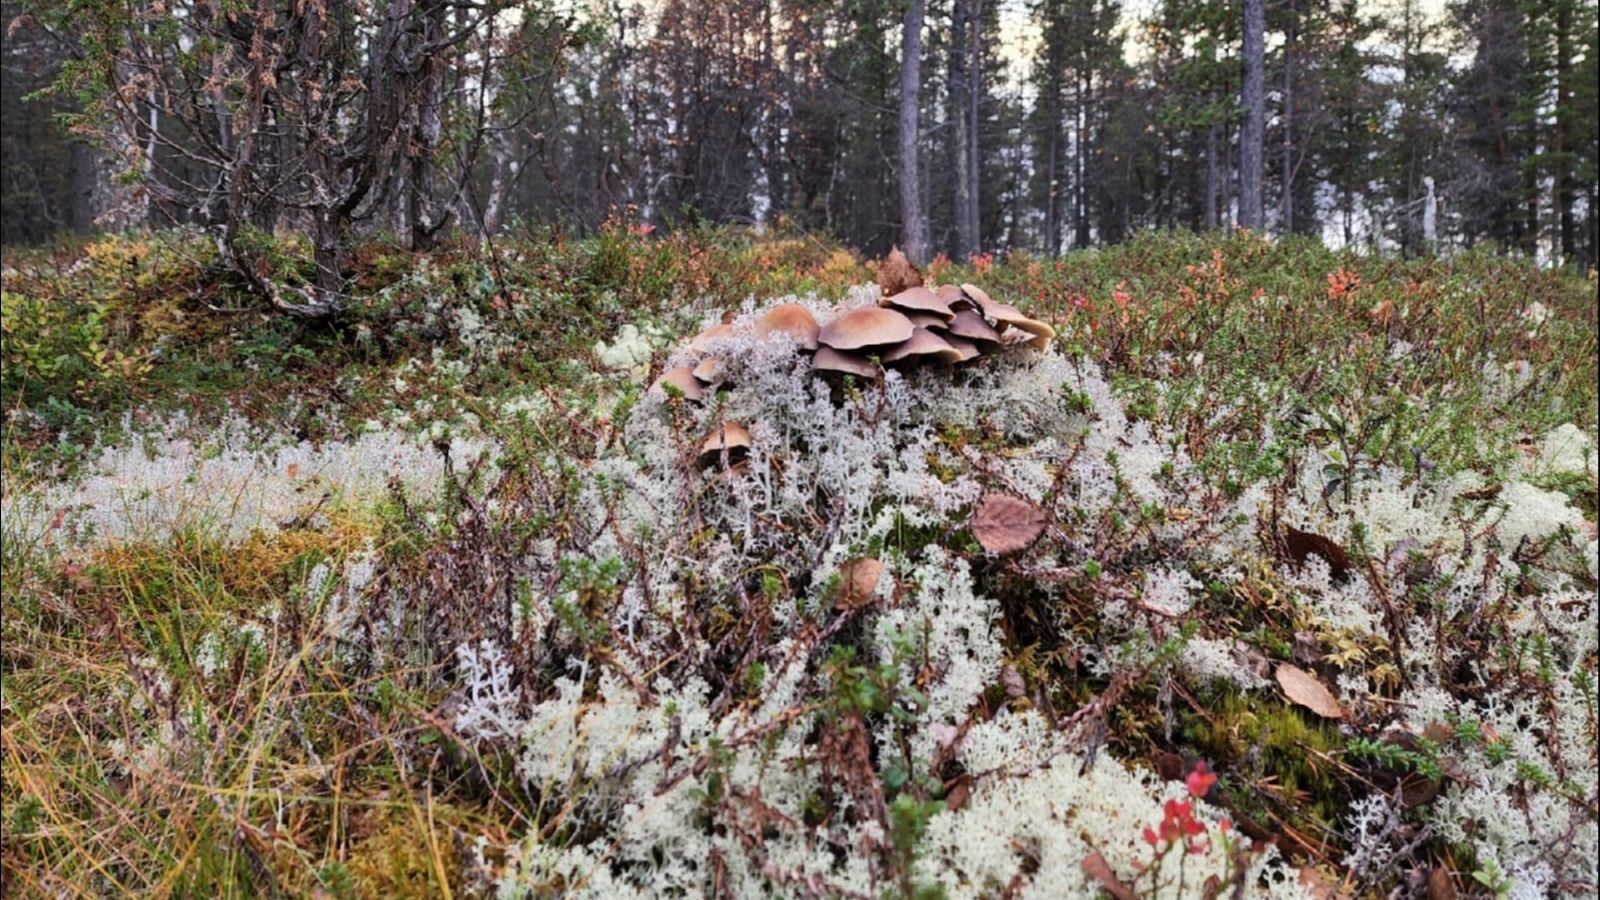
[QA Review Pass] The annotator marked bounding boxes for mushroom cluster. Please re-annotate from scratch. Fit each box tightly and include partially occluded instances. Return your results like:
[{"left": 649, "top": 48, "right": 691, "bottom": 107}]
[
  {"left": 651, "top": 283, "right": 1056, "bottom": 403},
  {"left": 650, "top": 283, "right": 1056, "bottom": 472}
]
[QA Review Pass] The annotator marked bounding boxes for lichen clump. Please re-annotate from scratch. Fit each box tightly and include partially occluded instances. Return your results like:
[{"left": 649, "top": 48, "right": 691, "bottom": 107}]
[{"left": 446, "top": 289, "right": 1595, "bottom": 900}]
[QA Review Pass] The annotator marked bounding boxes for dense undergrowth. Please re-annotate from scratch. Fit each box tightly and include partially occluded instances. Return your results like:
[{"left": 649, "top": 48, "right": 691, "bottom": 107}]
[{"left": 1, "top": 224, "right": 1596, "bottom": 899}]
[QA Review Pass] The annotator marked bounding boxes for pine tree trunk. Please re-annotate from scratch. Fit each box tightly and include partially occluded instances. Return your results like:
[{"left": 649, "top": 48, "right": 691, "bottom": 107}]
[
  {"left": 1239, "top": 0, "right": 1265, "bottom": 230},
  {"left": 966, "top": 0, "right": 982, "bottom": 252},
  {"left": 1553, "top": 0, "right": 1575, "bottom": 264},
  {"left": 898, "top": 0, "right": 928, "bottom": 263},
  {"left": 1205, "top": 89, "right": 1219, "bottom": 230},
  {"left": 1281, "top": 8, "right": 1295, "bottom": 232},
  {"left": 951, "top": 0, "right": 973, "bottom": 260}
]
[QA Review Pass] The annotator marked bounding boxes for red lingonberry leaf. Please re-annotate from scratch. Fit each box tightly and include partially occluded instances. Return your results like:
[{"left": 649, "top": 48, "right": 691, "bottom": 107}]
[{"left": 1186, "top": 767, "right": 1218, "bottom": 798}]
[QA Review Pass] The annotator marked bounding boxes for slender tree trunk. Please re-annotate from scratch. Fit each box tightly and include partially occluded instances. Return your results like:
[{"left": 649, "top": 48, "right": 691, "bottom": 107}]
[
  {"left": 484, "top": 127, "right": 510, "bottom": 236},
  {"left": 140, "top": 21, "right": 159, "bottom": 226},
  {"left": 1239, "top": 0, "right": 1265, "bottom": 230},
  {"left": 1205, "top": 89, "right": 1219, "bottom": 229},
  {"left": 966, "top": 0, "right": 982, "bottom": 251},
  {"left": 1553, "top": 0, "right": 1575, "bottom": 263},
  {"left": 298, "top": 0, "right": 342, "bottom": 300},
  {"left": 1280, "top": 7, "right": 1295, "bottom": 232},
  {"left": 760, "top": 0, "right": 787, "bottom": 221},
  {"left": 1046, "top": 94, "right": 1062, "bottom": 252},
  {"left": 410, "top": 0, "right": 449, "bottom": 249},
  {"left": 950, "top": 0, "right": 973, "bottom": 259},
  {"left": 897, "top": 0, "right": 927, "bottom": 263},
  {"left": 1074, "top": 72, "right": 1090, "bottom": 248}
]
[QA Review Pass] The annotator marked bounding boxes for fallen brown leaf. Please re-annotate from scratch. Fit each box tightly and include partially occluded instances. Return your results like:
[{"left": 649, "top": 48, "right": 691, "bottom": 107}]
[
  {"left": 943, "top": 774, "right": 973, "bottom": 812},
  {"left": 1276, "top": 663, "right": 1345, "bottom": 719},
  {"left": 1427, "top": 866, "right": 1459, "bottom": 900},
  {"left": 877, "top": 246, "right": 924, "bottom": 297},
  {"left": 1283, "top": 526, "right": 1352, "bottom": 582},
  {"left": 835, "top": 557, "right": 884, "bottom": 610},
  {"left": 1297, "top": 865, "right": 1346, "bottom": 900},
  {"left": 971, "top": 494, "right": 1047, "bottom": 555},
  {"left": 1080, "top": 851, "right": 1137, "bottom": 900}
]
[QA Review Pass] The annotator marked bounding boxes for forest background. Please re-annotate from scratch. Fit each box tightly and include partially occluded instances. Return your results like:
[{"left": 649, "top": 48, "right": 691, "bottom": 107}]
[{"left": 1, "top": 0, "right": 1596, "bottom": 277}]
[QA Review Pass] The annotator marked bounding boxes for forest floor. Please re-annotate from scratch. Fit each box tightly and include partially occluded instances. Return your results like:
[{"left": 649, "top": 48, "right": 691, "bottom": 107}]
[{"left": 2, "top": 225, "right": 1596, "bottom": 899}]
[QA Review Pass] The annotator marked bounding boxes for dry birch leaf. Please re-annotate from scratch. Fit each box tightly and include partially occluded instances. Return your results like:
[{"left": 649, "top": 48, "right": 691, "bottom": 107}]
[
  {"left": 1426, "top": 867, "right": 1459, "bottom": 900},
  {"left": 971, "top": 494, "right": 1047, "bottom": 555},
  {"left": 835, "top": 557, "right": 884, "bottom": 610},
  {"left": 1276, "top": 664, "right": 1345, "bottom": 719},
  {"left": 1080, "top": 852, "right": 1137, "bottom": 900},
  {"left": 877, "top": 246, "right": 923, "bottom": 297},
  {"left": 1283, "top": 526, "right": 1352, "bottom": 582},
  {"left": 1296, "top": 865, "right": 1345, "bottom": 900}
]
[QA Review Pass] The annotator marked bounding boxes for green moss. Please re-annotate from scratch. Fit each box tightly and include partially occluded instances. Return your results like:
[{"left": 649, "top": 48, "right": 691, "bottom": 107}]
[{"left": 1183, "top": 684, "right": 1347, "bottom": 829}]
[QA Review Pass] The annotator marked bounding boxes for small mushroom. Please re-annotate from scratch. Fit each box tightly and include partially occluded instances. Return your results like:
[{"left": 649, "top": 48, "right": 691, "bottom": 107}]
[
  {"left": 945, "top": 309, "right": 1003, "bottom": 345},
  {"left": 692, "top": 357, "right": 727, "bottom": 383},
  {"left": 940, "top": 335, "right": 983, "bottom": 362},
  {"left": 902, "top": 309, "right": 955, "bottom": 330},
  {"left": 1007, "top": 317, "right": 1056, "bottom": 352},
  {"left": 649, "top": 366, "right": 706, "bottom": 403},
  {"left": 818, "top": 306, "right": 915, "bottom": 351},
  {"left": 882, "top": 327, "right": 964, "bottom": 365},
  {"left": 958, "top": 283, "right": 998, "bottom": 313},
  {"left": 879, "top": 286, "right": 956, "bottom": 322},
  {"left": 690, "top": 323, "right": 735, "bottom": 354},
  {"left": 811, "top": 346, "right": 879, "bottom": 379},
  {"left": 697, "top": 420, "right": 752, "bottom": 469},
  {"left": 979, "top": 299, "right": 1058, "bottom": 351},
  {"left": 753, "top": 303, "right": 821, "bottom": 350},
  {"left": 935, "top": 283, "right": 969, "bottom": 308}
]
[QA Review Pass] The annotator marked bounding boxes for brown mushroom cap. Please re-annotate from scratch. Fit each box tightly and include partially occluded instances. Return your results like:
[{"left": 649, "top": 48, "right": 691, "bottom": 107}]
[
  {"left": 879, "top": 287, "right": 956, "bottom": 322},
  {"left": 811, "top": 346, "right": 879, "bottom": 378},
  {"left": 650, "top": 366, "right": 707, "bottom": 402},
  {"left": 958, "top": 288, "right": 1057, "bottom": 351},
  {"left": 882, "top": 327, "right": 964, "bottom": 365},
  {"left": 698, "top": 420, "right": 752, "bottom": 468},
  {"left": 959, "top": 283, "right": 998, "bottom": 312},
  {"left": 938, "top": 283, "right": 983, "bottom": 312},
  {"left": 690, "top": 323, "right": 735, "bottom": 354},
  {"left": 903, "top": 310, "right": 955, "bottom": 330},
  {"left": 945, "top": 309, "right": 1003, "bottom": 344},
  {"left": 981, "top": 300, "right": 1031, "bottom": 329},
  {"left": 1007, "top": 317, "right": 1057, "bottom": 352},
  {"left": 818, "top": 306, "right": 915, "bottom": 351},
  {"left": 940, "top": 335, "right": 983, "bottom": 362},
  {"left": 692, "top": 357, "right": 727, "bottom": 383},
  {"left": 753, "top": 303, "right": 821, "bottom": 350}
]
